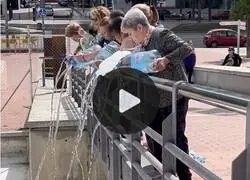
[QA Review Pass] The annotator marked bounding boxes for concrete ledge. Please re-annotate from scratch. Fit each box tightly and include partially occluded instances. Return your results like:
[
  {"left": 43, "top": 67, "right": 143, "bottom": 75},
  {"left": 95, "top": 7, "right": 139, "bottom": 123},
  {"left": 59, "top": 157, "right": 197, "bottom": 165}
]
[
  {"left": 1, "top": 49, "right": 43, "bottom": 53},
  {"left": 0, "top": 130, "right": 29, "bottom": 137},
  {"left": 195, "top": 65, "right": 250, "bottom": 77},
  {"left": 26, "top": 79, "right": 81, "bottom": 128},
  {"left": 194, "top": 65, "right": 250, "bottom": 96},
  {"left": 25, "top": 119, "right": 80, "bottom": 129}
]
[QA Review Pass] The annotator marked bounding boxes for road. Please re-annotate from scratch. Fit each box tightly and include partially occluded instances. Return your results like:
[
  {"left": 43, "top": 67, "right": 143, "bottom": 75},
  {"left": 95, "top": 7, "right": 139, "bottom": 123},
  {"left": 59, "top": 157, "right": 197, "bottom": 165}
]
[{"left": 176, "top": 32, "right": 204, "bottom": 47}]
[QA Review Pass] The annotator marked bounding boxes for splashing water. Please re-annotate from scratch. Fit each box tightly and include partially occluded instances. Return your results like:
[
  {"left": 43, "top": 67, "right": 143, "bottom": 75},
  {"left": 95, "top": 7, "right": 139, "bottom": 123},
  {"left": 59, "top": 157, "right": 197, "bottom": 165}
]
[
  {"left": 66, "top": 74, "right": 98, "bottom": 180},
  {"left": 35, "top": 62, "right": 71, "bottom": 180},
  {"left": 66, "top": 51, "right": 134, "bottom": 179},
  {"left": 87, "top": 121, "right": 101, "bottom": 180},
  {"left": 36, "top": 33, "right": 107, "bottom": 180}
]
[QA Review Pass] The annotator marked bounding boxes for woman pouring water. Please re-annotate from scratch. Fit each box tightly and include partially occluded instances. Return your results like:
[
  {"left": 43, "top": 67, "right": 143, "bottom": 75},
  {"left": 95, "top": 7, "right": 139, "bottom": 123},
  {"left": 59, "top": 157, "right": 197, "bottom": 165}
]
[{"left": 121, "top": 8, "right": 193, "bottom": 180}]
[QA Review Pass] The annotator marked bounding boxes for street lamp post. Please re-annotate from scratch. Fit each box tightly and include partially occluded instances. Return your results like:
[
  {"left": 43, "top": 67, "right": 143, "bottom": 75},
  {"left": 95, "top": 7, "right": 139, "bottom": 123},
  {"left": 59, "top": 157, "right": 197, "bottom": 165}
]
[{"left": 41, "top": 0, "right": 45, "bottom": 34}]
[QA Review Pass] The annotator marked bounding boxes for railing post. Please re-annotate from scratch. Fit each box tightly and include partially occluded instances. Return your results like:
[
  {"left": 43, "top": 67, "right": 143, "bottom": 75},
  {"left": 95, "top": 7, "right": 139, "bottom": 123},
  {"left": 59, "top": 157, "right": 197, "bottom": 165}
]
[
  {"left": 131, "top": 133, "right": 141, "bottom": 180},
  {"left": 100, "top": 126, "right": 108, "bottom": 163},
  {"left": 246, "top": 103, "right": 250, "bottom": 179},
  {"left": 162, "top": 81, "right": 186, "bottom": 177},
  {"left": 27, "top": 25, "right": 33, "bottom": 102},
  {"left": 110, "top": 133, "right": 120, "bottom": 180}
]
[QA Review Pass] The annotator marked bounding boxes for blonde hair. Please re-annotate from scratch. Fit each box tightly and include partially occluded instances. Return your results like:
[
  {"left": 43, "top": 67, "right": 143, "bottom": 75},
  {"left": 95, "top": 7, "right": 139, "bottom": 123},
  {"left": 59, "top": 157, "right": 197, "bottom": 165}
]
[
  {"left": 65, "top": 22, "right": 81, "bottom": 37},
  {"left": 132, "top": 4, "right": 159, "bottom": 26},
  {"left": 99, "top": 16, "right": 110, "bottom": 27},
  {"left": 90, "top": 6, "right": 110, "bottom": 27}
]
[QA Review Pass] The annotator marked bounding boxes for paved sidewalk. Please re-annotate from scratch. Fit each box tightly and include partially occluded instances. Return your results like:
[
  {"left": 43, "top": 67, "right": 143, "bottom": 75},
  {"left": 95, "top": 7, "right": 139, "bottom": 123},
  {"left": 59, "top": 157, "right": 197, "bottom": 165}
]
[
  {"left": 186, "top": 100, "right": 245, "bottom": 180},
  {"left": 1, "top": 53, "right": 42, "bottom": 131}
]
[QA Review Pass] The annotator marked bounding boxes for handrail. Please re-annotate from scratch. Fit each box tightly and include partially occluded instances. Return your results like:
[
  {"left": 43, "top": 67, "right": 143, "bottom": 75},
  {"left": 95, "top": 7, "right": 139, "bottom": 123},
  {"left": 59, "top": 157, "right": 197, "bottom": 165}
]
[
  {"left": 70, "top": 63, "right": 250, "bottom": 180},
  {"left": 151, "top": 76, "right": 250, "bottom": 109},
  {"left": 133, "top": 141, "right": 163, "bottom": 174}
]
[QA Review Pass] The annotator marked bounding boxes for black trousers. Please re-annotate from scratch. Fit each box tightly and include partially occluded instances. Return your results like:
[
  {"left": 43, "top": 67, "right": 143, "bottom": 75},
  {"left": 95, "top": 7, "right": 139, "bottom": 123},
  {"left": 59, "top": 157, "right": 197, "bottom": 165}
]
[
  {"left": 146, "top": 98, "right": 192, "bottom": 180},
  {"left": 186, "top": 67, "right": 194, "bottom": 83}
]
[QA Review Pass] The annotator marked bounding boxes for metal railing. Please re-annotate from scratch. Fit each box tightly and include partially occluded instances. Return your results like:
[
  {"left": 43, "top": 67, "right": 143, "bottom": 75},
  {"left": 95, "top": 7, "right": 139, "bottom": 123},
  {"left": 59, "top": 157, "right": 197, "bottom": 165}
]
[
  {"left": 70, "top": 66, "right": 250, "bottom": 180},
  {"left": 1, "top": 33, "right": 44, "bottom": 52}
]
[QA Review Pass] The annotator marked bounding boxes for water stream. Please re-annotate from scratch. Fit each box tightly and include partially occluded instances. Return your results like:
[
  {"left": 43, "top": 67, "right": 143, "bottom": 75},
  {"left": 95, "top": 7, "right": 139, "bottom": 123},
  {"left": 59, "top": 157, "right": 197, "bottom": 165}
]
[{"left": 35, "top": 63, "right": 71, "bottom": 180}]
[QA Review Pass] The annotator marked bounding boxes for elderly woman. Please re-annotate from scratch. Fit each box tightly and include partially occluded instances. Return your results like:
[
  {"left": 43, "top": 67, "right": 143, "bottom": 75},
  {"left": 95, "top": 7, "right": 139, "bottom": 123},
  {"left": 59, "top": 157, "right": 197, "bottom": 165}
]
[
  {"left": 132, "top": 3, "right": 161, "bottom": 27},
  {"left": 121, "top": 8, "right": 193, "bottom": 180}
]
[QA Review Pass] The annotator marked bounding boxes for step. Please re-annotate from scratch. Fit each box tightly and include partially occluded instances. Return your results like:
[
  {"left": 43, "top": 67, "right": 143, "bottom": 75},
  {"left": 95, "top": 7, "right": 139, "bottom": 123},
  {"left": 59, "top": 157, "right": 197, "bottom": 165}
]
[
  {"left": 1, "top": 131, "right": 30, "bottom": 180},
  {"left": 1, "top": 131, "right": 29, "bottom": 164}
]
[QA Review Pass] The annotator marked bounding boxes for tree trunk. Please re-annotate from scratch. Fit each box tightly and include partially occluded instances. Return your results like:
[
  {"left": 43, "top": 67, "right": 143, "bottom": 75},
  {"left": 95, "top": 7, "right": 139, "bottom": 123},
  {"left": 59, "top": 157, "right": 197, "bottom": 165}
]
[
  {"left": 192, "top": 0, "right": 195, "bottom": 19},
  {"left": 208, "top": 4, "right": 211, "bottom": 21},
  {"left": 247, "top": 17, "right": 250, "bottom": 58}
]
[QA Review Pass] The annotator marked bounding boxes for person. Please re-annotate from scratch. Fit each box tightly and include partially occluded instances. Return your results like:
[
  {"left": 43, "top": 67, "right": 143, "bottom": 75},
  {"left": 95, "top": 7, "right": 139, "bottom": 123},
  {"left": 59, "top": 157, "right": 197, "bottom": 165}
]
[
  {"left": 72, "top": 16, "right": 121, "bottom": 66},
  {"left": 89, "top": 6, "right": 111, "bottom": 47},
  {"left": 65, "top": 22, "right": 91, "bottom": 55},
  {"left": 132, "top": 3, "right": 163, "bottom": 27},
  {"left": 108, "top": 16, "right": 136, "bottom": 50},
  {"left": 110, "top": 9, "right": 125, "bottom": 19},
  {"left": 222, "top": 47, "right": 242, "bottom": 66},
  {"left": 184, "top": 40, "right": 196, "bottom": 83},
  {"left": 121, "top": 8, "right": 193, "bottom": 180}
]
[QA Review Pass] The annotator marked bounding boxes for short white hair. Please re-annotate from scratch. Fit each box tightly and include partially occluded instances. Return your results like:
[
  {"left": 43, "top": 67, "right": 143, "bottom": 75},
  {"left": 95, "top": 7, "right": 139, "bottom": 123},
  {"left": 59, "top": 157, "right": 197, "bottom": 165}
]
[{"left": 121, "top": 8, "right": 150, "bottom": 30}]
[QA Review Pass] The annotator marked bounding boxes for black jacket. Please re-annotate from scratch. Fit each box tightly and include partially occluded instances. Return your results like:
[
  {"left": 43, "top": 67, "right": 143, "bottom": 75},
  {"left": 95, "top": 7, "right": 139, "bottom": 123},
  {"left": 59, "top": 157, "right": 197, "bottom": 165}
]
[{"left": 222, "top": 53, "right": 242, "bottom": 67}]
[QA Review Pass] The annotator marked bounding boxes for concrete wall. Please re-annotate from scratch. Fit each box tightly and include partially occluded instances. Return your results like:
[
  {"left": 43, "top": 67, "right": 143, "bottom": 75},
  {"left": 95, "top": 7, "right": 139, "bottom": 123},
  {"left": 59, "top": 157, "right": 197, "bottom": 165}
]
[
  {"left": 1, "top": 131, "right": 30, "bottom": 180},
  {"left": 29, "top": 127, "right": 108, "bottom": 180},
  {"left": 1, "top": 131, "right": 29, "bottom": 165},
  {"left": 194, "top": 65, "right": 250, "bottom": 96}
]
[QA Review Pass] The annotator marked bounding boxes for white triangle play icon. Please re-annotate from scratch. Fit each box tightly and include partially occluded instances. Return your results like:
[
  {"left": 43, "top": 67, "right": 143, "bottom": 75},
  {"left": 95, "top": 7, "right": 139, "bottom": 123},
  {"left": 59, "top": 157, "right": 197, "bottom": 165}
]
[{"left": 119, "top": 89, "right": 140, "bottom": 113}]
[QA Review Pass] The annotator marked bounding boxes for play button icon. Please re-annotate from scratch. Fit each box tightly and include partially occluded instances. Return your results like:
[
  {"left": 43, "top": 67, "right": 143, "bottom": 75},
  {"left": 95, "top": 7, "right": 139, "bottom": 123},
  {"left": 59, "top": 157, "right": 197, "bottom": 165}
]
[
  {"left": 119, "top": 89, "right": 140, "bottom": 113},
  {"left": 93, "top": 68, "right": 160, "bottom": 134}
]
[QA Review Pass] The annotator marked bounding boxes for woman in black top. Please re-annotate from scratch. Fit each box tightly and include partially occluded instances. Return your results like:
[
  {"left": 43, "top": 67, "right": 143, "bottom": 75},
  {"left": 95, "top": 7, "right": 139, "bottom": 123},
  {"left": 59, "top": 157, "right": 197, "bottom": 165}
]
[
  {"left": 121, "top": 8, "right": 193, "bottom": 180},
  {"left": 222, "top": 47, "right": 242, "bottom": 66}
]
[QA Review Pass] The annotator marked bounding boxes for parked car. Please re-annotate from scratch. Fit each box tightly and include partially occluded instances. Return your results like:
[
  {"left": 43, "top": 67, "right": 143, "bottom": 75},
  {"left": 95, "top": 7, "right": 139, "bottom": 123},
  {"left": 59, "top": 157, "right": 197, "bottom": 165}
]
[
  {"left": 203, "top": 29, "right": 247, "bottom": 48},
  {"left": 212, "top": 10, "right": 230, "bottom": 20},
  {"left": 53, "top": 8, "right": 73, "bottom": 18},
  {"left": 44, "top": 4, "right": 53, "bottom": 16},
  {"left": 22, "top": 0, "right": 39, "bottom": 8}
]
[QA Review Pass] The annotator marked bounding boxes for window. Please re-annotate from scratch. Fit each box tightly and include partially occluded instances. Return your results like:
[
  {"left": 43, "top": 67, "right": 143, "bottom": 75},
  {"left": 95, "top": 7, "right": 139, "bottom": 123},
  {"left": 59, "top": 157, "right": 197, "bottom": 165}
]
[
  {"left": 217, "top": 31, "right": 227, "bottom": 36},
  {"left": 227, "top": 31, "right": 237, "bottom": 37}
]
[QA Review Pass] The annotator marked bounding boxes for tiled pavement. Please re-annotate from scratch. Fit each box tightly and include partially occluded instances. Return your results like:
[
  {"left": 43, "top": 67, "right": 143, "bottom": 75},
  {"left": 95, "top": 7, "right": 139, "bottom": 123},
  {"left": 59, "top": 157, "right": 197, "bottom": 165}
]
[
  {"left": 1, "top": 52, "right": 42, "bottom": 131},
  {"left": 186, "top": 100, "right": 245, "bottom": 180}
]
